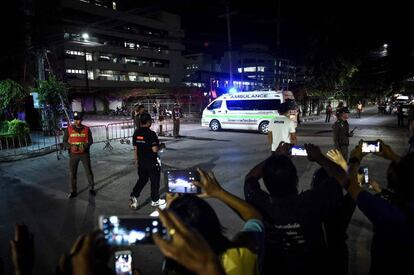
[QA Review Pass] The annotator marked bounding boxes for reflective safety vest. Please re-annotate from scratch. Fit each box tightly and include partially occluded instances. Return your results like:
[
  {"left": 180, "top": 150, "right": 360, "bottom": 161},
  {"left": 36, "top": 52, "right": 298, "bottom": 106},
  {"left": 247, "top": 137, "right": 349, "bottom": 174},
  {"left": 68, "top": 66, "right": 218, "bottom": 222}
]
[{"left": 68, "top": 125, "right": 89, "bottom": 154}]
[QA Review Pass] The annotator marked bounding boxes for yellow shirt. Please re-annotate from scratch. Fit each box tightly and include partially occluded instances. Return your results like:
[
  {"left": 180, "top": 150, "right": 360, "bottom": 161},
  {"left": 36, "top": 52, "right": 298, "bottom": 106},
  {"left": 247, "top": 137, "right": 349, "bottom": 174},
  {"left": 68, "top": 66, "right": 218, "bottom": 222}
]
[{"left": 220, "top": 247, "right": 259, "bottom": 275}]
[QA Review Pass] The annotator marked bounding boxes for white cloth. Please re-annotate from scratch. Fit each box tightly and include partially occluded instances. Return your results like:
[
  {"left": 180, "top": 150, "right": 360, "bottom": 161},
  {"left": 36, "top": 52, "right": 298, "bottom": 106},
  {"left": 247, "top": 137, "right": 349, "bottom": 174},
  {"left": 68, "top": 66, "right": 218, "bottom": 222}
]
[{"left": 268, "top": 115, "right": 296, "bottom": 151}]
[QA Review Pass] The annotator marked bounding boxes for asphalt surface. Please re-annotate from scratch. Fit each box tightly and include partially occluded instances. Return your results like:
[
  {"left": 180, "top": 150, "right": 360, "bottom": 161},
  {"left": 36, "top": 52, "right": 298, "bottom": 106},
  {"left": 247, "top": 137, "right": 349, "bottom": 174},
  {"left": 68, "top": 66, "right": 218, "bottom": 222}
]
[{"left": 0, "top": 107, "right": 411, "bottom": 275}]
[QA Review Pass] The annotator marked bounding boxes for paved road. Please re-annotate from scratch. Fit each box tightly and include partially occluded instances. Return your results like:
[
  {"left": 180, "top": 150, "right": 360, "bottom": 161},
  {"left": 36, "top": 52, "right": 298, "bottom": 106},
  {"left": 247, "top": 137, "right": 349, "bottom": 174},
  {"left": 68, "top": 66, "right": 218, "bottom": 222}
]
[{"left": 0, "top": 108, "right": 410, "bottom": 275}]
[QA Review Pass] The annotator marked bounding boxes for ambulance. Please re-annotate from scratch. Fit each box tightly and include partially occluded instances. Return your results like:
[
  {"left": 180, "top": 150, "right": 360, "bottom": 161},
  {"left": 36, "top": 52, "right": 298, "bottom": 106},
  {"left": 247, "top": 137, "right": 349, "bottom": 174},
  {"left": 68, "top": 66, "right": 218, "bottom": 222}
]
[{"left": 201, "top": 90, "right": 294, "bottom": 134}]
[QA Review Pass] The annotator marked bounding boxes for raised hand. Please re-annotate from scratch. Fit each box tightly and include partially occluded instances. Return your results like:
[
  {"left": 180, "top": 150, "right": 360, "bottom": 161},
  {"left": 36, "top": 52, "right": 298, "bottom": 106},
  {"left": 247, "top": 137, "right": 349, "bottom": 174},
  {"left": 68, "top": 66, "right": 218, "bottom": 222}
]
[
  {"left": 153, "top": 210, "right": 224, "bottom": 275},
  {"left": 304, "top": 143, "right": 323, "bottom": 162},
  {"left": 327, "top": 149, "right": 348, "bottom": 171},
  {"left": 10, "top": 224, "right": 34, "bottom": 275},
  {"left": 193, "top": 168, "right": 223, "bottom": 198}
]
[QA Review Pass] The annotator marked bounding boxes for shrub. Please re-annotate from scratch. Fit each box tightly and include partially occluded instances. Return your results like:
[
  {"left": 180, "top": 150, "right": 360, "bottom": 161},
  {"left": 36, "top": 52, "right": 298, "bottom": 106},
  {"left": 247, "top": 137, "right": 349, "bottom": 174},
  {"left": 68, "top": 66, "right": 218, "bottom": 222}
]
[
  {"left": 0, "top": 121, "right": 8, "bottom": 134},
  {"left": 7, "top": 119, "right": 30, "bottom": 136}
]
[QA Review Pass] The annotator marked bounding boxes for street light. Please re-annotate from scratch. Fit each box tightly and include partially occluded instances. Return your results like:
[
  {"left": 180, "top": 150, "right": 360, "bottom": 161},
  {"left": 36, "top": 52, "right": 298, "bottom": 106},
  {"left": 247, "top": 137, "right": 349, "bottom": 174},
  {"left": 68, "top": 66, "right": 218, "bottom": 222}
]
[
  {"left": 383, "top": 43, "right": 388, "bottom": 48},
  {"left": 82, "top": 33, "right": 90, "bottom": 40}
]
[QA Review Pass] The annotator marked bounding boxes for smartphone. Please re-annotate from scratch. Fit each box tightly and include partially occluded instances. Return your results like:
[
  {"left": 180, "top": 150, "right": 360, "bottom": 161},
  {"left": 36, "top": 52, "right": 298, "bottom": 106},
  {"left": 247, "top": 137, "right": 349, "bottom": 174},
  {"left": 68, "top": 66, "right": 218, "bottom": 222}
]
[
  {"left": 114, "top": 250, "right": 133, "bottom": 275},
  {"left": 165, "top": 170, "right": 201, "bottom": 194},
  {"left": 99, "top": 216, "right": 167, "bottom": 245},
  {"left": 363, "top": 167, "right": 369, "bottom": 185},
  {"left": 362, "top": 140, "right": 381, "bottom": 153},
  {"left": 290, "top": 145, "right": 308, "bottom": 156}
]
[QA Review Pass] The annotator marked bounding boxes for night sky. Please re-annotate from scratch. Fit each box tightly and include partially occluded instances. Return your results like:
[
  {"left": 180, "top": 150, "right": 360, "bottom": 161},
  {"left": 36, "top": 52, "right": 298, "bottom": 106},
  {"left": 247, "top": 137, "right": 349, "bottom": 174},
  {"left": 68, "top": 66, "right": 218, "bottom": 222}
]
[{"left": 121, "top": 0, "right": 413, "bottom": 63}]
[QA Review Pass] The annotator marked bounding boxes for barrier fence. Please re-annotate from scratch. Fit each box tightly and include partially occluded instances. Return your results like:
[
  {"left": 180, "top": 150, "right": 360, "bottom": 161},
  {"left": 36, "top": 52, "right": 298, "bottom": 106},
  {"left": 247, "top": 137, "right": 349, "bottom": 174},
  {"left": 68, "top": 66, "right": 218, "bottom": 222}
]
[
  {"left": 0, "top": 131, "right": 61, "bottom": 160},
  {"left": 0, "top": 118, "right": 176, "bottom": 161}
]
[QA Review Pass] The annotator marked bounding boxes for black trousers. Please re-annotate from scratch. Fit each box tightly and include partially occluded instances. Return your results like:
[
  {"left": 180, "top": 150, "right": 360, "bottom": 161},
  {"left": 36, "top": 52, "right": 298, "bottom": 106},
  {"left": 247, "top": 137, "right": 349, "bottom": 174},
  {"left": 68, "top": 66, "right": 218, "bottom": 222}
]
[
  {"left": 398, "top": 115, "right": 404, "bottom": 127},
  {"left": 69, "top": 153, "right": 94, "bottom": 193},
  {"left": 131, "top": 163, "right": 160, "bottom": 202},
  {"left": 173, "top": 119, "right": 180, "bottom": 137},
  {"left": 325, "top": 113, "right": 331, "bottom": 123}
]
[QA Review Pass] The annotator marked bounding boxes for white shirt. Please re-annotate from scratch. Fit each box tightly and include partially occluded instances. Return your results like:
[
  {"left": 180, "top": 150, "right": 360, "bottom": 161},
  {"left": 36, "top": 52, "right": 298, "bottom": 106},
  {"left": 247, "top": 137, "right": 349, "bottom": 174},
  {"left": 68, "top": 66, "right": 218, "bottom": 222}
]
[{"left": 268, "top": 115, "right": 296, "bottom": 151}]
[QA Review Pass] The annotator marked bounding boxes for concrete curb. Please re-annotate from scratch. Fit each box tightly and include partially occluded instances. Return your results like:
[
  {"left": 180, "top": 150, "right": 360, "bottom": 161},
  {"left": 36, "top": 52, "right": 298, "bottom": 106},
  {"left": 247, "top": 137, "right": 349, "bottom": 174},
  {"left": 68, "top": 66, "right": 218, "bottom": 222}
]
[{"left": 301, "top": 115, "right": 324, "bottom": 122}]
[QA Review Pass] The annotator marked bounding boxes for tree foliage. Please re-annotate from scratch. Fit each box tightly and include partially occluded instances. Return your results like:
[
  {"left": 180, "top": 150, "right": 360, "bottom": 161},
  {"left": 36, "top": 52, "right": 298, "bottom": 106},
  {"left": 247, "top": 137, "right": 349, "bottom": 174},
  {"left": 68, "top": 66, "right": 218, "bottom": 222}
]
[
  {"left": 32, "top": 76, "right": 69, "bottom": 132},
  {"left": 35, "top": 76, "right": 68, "bottom": 107},
  {"left": 0, "top": 79, "right": 28, "bottom": 114}
]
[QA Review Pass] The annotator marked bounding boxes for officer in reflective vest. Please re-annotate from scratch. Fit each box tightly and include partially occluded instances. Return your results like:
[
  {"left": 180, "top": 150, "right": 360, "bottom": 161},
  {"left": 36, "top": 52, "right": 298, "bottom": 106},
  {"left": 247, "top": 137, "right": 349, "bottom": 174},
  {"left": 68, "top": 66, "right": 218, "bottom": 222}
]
[{"left": 63, "top": 112, "right": 95, "bottom": 198}]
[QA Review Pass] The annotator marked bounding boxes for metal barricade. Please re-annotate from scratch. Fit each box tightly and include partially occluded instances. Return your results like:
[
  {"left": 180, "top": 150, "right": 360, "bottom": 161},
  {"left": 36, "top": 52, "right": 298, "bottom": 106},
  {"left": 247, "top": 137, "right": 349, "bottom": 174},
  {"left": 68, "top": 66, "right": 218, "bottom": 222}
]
[
  {"left": 89, "top": 125, "right": 108, "bottom": 144},
  {"left": 0, "top": 131, "right": 60, "bottom": 161},
  {"left": 152, "top": 118, "right": 174, "bottom": 137},
  {"left": 106, "top": 121, "right": 135, "bottom": 150}
]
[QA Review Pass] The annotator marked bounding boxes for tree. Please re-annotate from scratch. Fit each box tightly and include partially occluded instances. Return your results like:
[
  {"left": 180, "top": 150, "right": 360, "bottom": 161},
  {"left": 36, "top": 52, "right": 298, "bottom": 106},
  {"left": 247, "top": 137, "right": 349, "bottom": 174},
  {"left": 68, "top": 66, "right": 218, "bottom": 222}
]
[
  {"left": 32, "top": 76, "right": 69, "bottom": 133},
  {"left": 0, "top": 79, "right": 28, "bottom": 119}
]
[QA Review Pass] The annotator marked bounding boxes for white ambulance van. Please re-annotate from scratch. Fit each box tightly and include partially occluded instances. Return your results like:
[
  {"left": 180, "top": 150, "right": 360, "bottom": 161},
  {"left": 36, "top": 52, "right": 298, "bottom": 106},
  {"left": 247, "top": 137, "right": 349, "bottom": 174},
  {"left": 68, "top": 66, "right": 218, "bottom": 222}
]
[{"left": 201, "top": 90, "right": 285, "bottom": 134}]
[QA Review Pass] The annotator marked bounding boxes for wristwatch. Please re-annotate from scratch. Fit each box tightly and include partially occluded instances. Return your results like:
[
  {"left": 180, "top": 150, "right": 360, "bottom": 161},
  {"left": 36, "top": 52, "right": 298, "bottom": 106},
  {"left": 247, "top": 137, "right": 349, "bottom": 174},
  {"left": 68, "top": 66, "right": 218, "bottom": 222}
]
[{"left": 348, "top": 157, "right": 360, "bottom": 164}]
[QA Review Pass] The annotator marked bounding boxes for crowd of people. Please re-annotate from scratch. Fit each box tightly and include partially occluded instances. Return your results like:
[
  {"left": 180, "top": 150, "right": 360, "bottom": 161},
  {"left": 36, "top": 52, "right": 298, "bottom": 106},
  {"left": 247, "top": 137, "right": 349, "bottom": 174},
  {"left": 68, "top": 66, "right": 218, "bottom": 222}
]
[
  {"left": 2, "top": 100, "right": 414, "bottom": 275},
  {"left": 2, "top": 137, "right": 413, "bottom": 275}
]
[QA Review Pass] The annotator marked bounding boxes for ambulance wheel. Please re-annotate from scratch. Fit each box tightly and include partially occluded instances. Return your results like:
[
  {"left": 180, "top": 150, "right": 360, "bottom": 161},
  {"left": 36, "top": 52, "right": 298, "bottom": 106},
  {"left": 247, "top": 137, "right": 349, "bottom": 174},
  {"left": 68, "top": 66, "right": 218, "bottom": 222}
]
[
  {"left": 210, "top": 120, "right": 221, "bottom": 131},
  {"left": 259, "top": 121, "right": 269, "bottom": 134}
]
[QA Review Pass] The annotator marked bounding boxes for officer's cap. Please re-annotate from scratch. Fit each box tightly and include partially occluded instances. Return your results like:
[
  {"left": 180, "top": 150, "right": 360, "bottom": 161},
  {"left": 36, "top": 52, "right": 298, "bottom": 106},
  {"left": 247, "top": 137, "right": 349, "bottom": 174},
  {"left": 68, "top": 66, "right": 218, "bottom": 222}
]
[{"left": 73, "top": 112, "right": 83, "bottom": 120}]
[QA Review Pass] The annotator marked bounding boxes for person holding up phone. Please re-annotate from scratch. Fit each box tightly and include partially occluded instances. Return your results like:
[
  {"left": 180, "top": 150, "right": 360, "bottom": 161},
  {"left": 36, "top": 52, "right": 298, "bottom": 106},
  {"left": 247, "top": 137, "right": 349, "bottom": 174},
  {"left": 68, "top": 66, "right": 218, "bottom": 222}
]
[
  {"left": 130, "top": 112, "right": 166, "bottom": 209},
  {"left": 163, "top": 168, "right": 264, "bottom": 275},
  {"left": 333, "top": 107, "right": 353, "bottom": 160}
]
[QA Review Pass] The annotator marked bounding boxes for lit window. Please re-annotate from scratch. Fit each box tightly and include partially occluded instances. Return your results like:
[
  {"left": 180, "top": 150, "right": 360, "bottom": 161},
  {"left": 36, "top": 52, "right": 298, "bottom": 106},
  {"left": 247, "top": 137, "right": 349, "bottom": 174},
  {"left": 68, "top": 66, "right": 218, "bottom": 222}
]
[
  {"left": 243, "top": 67, "right": 256, "bottom": 72},
  {"left": 112, "top": 1, "right": 117, "bottom": 10},
  {"left": 86, "top": 53, "right": 92, "bottom": 61},
  {"left": 238, "top": 68, "right": 242, "bottom": 73},
  {"left": 88, "top": 71, "right": 94, "bottom": 79},
  {"left": 124, "top": 42, "right": 135, "bottom": 49}
]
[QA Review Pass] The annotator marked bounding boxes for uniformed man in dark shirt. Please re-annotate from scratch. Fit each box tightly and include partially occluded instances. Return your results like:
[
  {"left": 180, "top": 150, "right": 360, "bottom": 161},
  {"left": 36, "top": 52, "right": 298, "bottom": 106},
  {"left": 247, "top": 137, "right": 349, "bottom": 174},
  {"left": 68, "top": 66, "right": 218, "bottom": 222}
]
[
  {"left": 333, "top": 107, "right": 353, "bottom": 160},
  {"left": 172, "top": 103, "right": 183, "bottom": 138},
  {"left": 129, "top": 112, "right": 166, "bottom": 209},
  {"left": 131, "top": 104, "right": 145, "bottom": 130},
  {"left": 397, "top": 104, "right": 404, "bottom": 127}
]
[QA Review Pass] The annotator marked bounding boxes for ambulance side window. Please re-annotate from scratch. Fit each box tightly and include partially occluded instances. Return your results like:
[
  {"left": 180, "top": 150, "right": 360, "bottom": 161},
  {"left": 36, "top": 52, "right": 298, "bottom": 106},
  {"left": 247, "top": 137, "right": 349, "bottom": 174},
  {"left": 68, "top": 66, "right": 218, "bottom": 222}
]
[{"left": 207, "top": 100, "right": 222, "bottom": 110}]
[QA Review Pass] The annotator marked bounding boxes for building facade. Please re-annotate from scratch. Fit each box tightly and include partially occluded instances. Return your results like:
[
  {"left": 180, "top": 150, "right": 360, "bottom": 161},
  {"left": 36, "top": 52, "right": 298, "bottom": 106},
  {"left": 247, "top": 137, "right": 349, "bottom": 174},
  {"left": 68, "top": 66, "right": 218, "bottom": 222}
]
[
  {"left": 44, "top": 0, "right": 186, "bottom": 111},
  {"left": 183, "top": 53, "right": 257, "bottom": 97},
  {"left": 221, "top": 44, "right": 296, "bottom": 91}
]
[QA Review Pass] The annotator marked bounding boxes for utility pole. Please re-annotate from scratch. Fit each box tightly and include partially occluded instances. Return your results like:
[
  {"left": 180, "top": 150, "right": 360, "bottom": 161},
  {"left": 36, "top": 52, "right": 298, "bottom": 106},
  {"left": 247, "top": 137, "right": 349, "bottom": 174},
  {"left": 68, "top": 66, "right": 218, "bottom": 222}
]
[
  {"left": 276, "top": 0, "right": 281, "bottom": 51},
  {"left": 219, "top": 2, "right": 237, "bottom": 88},
  {"left": 83, "top": 48, "right": 89, "bottom": 93},
  {"left": 225, "top": 2, "right": 233, "bottom": 87},
  {"left": 275, "top": 0, "right": 281, "bottom": 91}
]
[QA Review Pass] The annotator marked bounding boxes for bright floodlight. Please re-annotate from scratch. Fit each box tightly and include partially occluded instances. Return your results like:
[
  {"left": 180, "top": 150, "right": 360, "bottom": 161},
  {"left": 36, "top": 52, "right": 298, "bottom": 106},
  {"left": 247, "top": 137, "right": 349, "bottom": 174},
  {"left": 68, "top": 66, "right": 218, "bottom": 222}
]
[
  {"left": 229, "top": 87, "right": 237, "bottom": 94},
  {"left": 383, "top": 43, "right": 388, "bottom": 48},
  {"left": 82, "top": 33, "right": 90, "bottom": 40}
]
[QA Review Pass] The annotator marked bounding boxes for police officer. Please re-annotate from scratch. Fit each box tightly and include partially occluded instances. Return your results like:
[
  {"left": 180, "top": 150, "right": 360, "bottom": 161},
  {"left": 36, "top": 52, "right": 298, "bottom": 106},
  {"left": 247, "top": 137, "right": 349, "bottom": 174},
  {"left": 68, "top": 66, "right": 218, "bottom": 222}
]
[
  {"left": 397, "top": 104, "right": 404, "bottom": 127},
  {"left": 172, "top": 103, "right": 183, "bottom": 138},
  {"left": 132, "top": 104, "right": 145, "bottom": 130},
  {"left": 158, "top": 105, "right": 167, "bottom": 136},
  {"left": 129, "top": 112, "right": 166, "bottom": 209},
  {"left": 335, "top": 101, "right": 344, "bottom": 117},
  {"left": 333, "top": 107, "right": 354, "bottom": 161},
  {"left": 63, "top": 112, "right": 95, "bottom": 198}
]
